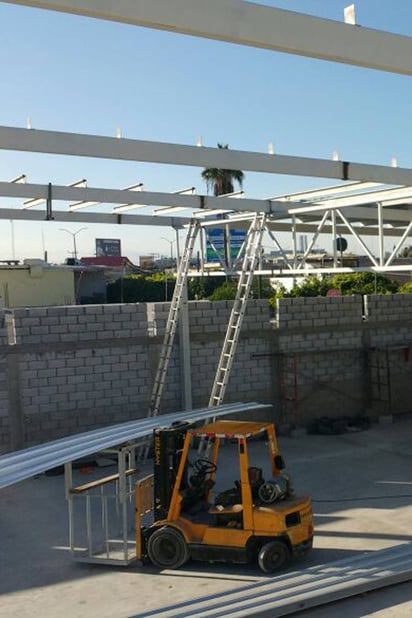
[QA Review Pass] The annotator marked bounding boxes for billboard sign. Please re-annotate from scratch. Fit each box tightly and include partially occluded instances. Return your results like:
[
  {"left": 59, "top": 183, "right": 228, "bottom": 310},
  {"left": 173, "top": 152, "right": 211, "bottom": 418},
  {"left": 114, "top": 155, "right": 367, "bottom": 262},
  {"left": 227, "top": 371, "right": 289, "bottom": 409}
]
[
  {"left": 96, "top": 238, "right": 121, "bottom": 257},
  {"left": 205, "top": 228, "right": 246, "bottom": 264}
]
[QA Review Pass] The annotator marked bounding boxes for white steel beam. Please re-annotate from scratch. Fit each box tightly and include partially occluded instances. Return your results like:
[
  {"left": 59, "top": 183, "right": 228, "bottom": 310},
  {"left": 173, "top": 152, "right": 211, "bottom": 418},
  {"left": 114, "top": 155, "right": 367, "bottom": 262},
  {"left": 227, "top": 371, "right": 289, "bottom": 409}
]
[
  {"left": 270, "top": 181, "right": 384, "bottom": 203},
  {"left": 4, "top": 0, "right": 412, "bottom": 75},
  {"left": 0, "top": 206, "right": 406, "bottom": 238},
  {"left": 3, "top": 126, "right": 412, "bottom": 186},
  {"left": 289, "top": 187, "right": 412, "bottom": 214},
  {"left": 0, "top": 180, "right": 292, "bottom": 215},
  {"left": 321, "top": 206, "right": 412, "bottom": 225},
  {"left": 0, "top": 207, "right": 190, "bottom": 227},
  {"left": 190, "top": 264, "right": 412, "bottom": 277},
  {"left": 267, "top": 220, "right": 405, "bottom": 237}
]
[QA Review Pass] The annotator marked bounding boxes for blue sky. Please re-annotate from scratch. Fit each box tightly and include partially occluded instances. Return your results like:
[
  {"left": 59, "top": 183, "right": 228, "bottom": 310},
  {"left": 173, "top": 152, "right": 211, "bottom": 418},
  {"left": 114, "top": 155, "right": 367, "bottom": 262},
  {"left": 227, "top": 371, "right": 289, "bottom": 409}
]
[{"left": 0, "top": 0, "right": 411, "bottom": 263}]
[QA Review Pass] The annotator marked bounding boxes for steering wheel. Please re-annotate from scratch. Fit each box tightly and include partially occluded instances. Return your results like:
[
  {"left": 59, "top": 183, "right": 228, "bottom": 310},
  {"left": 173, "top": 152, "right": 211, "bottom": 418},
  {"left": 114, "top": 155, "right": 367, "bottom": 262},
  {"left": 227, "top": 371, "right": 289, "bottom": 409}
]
[
  {"left": 193, "top": 458, "right": 217, "bottom": 476},
  {"left": 258, "top": 481, "right": 279, "bottom": 504}
]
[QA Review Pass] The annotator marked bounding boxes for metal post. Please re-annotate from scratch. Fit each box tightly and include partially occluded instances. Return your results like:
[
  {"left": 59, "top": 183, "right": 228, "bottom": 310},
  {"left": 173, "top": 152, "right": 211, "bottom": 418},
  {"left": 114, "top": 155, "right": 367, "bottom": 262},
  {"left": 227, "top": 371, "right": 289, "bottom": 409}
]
[
  {"left": 118, "top": 448, "right": 128, "bottom": 560},
  {"left": 86, "top": 493, "right": 93, "bottom": 557},
  {"left": 179, "top": 279, "right": 192, "bottom": 410},
  {"left": 377, "top": 202, "right": 385, "bottom": 267},
  {"left": 64, "top": 462, "right": 75, "bottom": 554},
  {"left": 292, "top": 215, "right": 297, "bottom": 269},
  {"left": 46, "top": 182, "right": 53, "bottom": 220},
  {"left": 332, "top": 210, "right": 338, "bottom": 267}
]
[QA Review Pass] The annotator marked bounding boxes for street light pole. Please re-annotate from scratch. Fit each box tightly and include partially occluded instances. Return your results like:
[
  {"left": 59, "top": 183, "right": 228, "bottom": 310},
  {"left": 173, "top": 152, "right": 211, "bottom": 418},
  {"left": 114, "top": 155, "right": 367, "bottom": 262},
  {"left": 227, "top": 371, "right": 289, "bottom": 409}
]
[
  {"left": 161, "top": 237, "right": 175, "bottom": 259},
  {"left": 59, "top": 227, "right": 88, "bottom": 260}
]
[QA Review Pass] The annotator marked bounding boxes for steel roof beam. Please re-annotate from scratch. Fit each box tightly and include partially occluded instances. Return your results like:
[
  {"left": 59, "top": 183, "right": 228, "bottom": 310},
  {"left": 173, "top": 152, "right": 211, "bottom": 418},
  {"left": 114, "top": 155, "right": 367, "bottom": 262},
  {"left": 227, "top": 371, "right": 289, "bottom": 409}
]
[
  {"left": 269, "top": 181, "right": 385, "bottom": 203},
  {"left": 0, "top": 180, "right": 292, "bottom": 215},
  {"left": 4, "top": 0, "right": 412, "bottom": 75},
  {"left": 0, "top": 207, "right": 406, "bottom": 237},
  {"left": 298, "top": 205, "right": 412, "bottom": 224},
  {"left": 2, "top": 126, "right": 412, "bottom": 186},
  {"left": 0, "top": 206, "right": 190, "bottom": 227}
]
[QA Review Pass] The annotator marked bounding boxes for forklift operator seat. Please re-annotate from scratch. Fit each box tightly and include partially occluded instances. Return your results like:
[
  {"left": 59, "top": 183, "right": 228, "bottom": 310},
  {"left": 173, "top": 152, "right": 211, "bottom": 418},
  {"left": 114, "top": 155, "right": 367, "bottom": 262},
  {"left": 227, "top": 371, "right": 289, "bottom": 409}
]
[
  {"left": 181, "top": 459, "right": 216, "bottom": 515},
  {"left": 214, "top": 466, "right": 264, "bottom": 509},
  {"left": 248, "top": 466, "right": 264, "bottom": 488}
]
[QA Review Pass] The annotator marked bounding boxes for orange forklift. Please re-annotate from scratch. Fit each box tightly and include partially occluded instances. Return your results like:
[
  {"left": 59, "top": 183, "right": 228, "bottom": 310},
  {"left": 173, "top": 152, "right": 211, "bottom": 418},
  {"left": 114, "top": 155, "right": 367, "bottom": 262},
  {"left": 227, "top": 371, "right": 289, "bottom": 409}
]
[{"left": 136, "top": 418, "right": 313, "bottom": 573}]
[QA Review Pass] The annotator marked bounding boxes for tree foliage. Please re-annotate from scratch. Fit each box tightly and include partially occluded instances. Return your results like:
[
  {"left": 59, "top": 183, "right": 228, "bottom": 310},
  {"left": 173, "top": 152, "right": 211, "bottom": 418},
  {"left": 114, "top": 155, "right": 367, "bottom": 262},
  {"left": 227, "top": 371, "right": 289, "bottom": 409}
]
[
  {"left": 107, "top": 273, "right": 273, "bottom": 303},
  {"left": 201, "top": 144, "right": 244, "bottom": 196},
  {"left": 268, "top": 272, "right": 399, "bottom": 305},
  {"left": 107, "top": 273, "right": 175, "bottom": 303},
  {"left": 330, "top": 272, "right": 398, "bottom": 295},
  {"left": 399, "top": 281, "right": 412, "bottom": 294}
]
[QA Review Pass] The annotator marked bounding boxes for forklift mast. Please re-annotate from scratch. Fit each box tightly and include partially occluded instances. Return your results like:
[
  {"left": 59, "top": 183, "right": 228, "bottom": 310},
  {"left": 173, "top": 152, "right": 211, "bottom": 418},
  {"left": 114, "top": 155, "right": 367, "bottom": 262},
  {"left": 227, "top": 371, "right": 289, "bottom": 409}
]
[{"left": 153, "top": 421, "right": 193, "bottom": 520}]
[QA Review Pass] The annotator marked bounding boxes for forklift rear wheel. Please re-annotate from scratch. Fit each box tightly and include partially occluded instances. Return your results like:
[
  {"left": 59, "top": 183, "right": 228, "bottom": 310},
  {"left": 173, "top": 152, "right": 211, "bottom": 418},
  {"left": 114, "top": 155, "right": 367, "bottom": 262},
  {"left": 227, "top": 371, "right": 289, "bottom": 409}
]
[
  {"left": 147, "top": 527, "right": 189, "bottom": 570},
  {"left": 258, "top": 540, "right": 290, "bottom": 574}
]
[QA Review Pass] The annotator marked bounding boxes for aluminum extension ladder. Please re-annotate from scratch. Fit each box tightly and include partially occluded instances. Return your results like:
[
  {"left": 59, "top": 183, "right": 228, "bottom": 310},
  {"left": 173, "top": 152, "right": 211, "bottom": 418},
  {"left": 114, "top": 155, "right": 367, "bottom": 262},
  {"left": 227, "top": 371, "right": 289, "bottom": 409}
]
[
  {"left": 208, "top": 213, "right": 267, "bottom": 407},
  {"left": 148, "top": 219, "right": 200, "bottom": 420}
]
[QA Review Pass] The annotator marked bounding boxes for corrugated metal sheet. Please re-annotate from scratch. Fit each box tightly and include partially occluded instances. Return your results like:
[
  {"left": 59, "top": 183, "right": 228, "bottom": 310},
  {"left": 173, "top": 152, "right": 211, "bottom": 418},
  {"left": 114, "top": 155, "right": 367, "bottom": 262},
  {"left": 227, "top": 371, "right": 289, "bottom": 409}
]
[
  {"left": 0, "top": 402, "right": 269, "bottom": 490},
  {"left": 132, "top": 543, "right": 412, "bottom": 617}
]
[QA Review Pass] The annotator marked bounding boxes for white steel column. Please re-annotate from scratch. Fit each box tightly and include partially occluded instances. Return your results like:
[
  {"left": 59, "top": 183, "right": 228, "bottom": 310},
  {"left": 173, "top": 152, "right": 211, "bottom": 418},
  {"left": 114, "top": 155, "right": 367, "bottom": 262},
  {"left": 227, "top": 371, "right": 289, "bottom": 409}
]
[
  {"left": 292, "top": 215, "right": 298, "bottom": 270},
  {"left": 332, "top": 210, "right": 338, "bottom": 267},
  {"left": 377, "top": 202, "right": 385, "bottom": 267},
  {"left": 5, "top": 0, "right": 412, "bottom": 75},
  {"left": 176, "top": 227, "right": 192, "bottom": 411}
]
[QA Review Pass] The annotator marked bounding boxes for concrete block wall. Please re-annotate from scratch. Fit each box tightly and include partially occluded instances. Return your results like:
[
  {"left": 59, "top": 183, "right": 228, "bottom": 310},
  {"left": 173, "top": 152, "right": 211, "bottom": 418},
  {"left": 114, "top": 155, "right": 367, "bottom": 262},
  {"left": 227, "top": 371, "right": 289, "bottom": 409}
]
[
  {"left": 364, "top": 294, "right": 412, "bottom": 415},
  {"left": 190, "top": 336, "right": 273, "bottom": 409},
  {"left": 5, "top": 304, "right": 151, "bottom": 450},
  {"left": 186, "top": 300, "right": 273, "bottom": 409},
  {"left": 275, "top": 294, "right": 412, "bottom": 426},
  {"left": 276, "top": 296, "right": 363, "bottom": 333},
  {"left": 13, "top": 303, "right": 148, "bottom": 345},
  {"left": 1, "top": 295, "right": 411, "bottom": 452},
  {"left": 151, "top": 299, "right": 273, "bottom": 413},
  {"left": 365, "top": 294, "right": 412, "bottom": 324}
]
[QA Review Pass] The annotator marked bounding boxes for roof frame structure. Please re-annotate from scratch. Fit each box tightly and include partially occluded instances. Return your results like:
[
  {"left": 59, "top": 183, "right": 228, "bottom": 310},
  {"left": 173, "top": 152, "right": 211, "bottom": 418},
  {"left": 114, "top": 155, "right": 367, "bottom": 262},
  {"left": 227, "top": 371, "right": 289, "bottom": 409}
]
[{"left": 0, "top": 3, "right": 410, "bottom": 274}]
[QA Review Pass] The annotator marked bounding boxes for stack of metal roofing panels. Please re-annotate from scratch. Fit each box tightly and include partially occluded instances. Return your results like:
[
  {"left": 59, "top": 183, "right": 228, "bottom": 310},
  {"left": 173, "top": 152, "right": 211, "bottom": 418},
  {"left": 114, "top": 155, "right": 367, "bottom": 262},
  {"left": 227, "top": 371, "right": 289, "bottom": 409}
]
[
  {"left": 132, "top": 543, "right": 412, "bottom": 618},
  {"left": 0, "top": 402, "right": 269, "bottom": 490}
]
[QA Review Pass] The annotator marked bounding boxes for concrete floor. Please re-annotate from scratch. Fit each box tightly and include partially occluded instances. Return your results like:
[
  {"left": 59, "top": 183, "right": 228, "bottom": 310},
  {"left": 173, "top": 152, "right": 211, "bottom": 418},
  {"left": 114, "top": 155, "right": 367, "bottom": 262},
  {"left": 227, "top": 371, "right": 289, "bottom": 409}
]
[{"left": 1, "top": 417, "right": 411, "bottom": 617}]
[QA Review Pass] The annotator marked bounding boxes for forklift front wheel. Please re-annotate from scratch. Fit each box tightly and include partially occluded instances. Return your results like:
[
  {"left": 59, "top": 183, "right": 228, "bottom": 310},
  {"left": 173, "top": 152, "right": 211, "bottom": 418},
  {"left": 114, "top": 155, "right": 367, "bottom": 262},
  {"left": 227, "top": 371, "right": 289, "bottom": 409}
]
[
  {"left": 147, "top": 527, "right": 189, "bottom": 570},
  {"left": 258, "top": 540, "right": 291, "bottom": 574}
]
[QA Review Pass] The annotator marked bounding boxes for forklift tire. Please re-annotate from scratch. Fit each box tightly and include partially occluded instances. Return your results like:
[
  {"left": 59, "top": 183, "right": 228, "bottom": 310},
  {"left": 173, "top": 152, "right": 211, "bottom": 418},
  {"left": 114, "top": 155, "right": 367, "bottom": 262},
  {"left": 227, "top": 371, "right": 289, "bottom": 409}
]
[
  {"left": 258, "top": 540, "right": 291, "bottom": 574},
  {"left": 147, "top": 527, "right": 189, "bottom": 570}
]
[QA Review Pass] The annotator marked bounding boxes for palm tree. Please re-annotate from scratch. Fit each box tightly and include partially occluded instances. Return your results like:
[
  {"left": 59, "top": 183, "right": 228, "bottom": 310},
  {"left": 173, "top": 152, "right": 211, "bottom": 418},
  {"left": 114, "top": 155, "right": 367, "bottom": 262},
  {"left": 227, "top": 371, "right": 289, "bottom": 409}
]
[
  {"left": 201, "top": 144, "right": 245, "bottom": 271},
  {"left": 201, "top": 144, "right": 244, "bottom": 196}
]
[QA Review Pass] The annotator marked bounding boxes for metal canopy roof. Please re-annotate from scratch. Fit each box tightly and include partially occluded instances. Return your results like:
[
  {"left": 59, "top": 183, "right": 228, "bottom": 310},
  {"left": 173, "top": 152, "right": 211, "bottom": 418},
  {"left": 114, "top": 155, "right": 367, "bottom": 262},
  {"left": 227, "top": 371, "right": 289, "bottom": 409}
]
[
  {"left": 191, "top": 419, "right": 270, "bottom": 439},
  {"left": 0, "top": 402, "right": 270, "bottom": 490}
]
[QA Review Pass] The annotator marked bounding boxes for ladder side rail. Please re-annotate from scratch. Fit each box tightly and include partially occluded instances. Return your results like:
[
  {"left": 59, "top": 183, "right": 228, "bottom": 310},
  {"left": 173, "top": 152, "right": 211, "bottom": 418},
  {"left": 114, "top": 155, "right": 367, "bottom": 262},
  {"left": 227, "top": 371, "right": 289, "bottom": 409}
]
[
  {"left": 208, "top": 214, "right": 266, "bottom": 407},
  {"left": 148, "top": 220, "right": 199, "bottom": 418}
]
